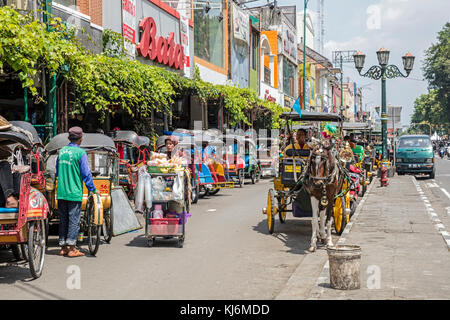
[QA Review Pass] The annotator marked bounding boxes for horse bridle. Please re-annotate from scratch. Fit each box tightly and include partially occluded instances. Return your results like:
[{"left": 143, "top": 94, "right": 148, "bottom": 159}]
[{"left": 307, "top": 147, "right": 337, "bottom": 185}]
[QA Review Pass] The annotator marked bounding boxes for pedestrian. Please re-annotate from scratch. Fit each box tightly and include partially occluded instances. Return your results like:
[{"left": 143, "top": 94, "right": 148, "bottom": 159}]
[{"left": 56, "top": 127, "right": 97, "bottom": 257}]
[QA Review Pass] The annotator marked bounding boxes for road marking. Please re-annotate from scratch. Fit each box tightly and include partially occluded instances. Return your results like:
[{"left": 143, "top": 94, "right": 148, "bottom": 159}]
[
  {"left": 427, "top": 182, "right": 440, "bottom": 188},
  {"left": 440, "top": 188, "right": 450, "bottom": 201},
  {"left": 413, "top": 177, "right": 450, "bottom": 251}
]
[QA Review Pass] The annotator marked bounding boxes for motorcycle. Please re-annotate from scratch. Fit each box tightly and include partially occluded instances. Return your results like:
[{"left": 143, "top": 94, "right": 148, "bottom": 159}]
[
  {"left": 348, "top": 164, "right": 361, "bottom": 217},
  {"left": 439, "top": 147, "right": 446, "bottom": 159}
]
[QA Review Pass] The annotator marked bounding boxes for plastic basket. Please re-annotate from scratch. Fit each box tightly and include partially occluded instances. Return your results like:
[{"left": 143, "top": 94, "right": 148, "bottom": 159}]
[
  {"left": 147, "top": 166, "right": 172, "bottom": 173},
  {"left": 149, "top": 218, "right": 179, "bottom": 235}
]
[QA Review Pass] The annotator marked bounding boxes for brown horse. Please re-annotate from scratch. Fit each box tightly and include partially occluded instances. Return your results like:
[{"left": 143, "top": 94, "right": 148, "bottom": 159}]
[{"left": 303, "top": 140, "right": 343, "bottom": 252}]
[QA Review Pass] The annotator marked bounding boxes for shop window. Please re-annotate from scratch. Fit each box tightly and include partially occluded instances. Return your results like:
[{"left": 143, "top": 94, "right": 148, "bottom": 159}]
[
  {"left": 194, "top": 0, "right": 224, "bottom": 68},
  {"left": 264, "top": 66, "right": 271, "bottom": 84},
  {"left": 283, "top": 58, "right": 295, "bottom": 97},
  {"left": 251, "top": 31, "right": 259, "bottom": 71},
  {"left": 53, "top": 0, "right": 77, "bottom": 8}
]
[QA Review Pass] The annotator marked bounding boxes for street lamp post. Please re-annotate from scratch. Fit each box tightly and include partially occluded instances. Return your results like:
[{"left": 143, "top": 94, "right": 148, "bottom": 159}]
[
  {"left": 302, "top": 0, "right": 309, "bottom": 112},
  {"left": 353, "top": 49, "right": 415, "bottom": 161}
]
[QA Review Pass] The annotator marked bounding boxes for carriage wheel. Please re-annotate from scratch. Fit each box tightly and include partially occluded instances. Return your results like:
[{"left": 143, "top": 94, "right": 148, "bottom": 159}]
[
  {"left": 27, "top": 220, "right": 46, "bottom": 279},
  {"left": 267, "top": 189, "right": 277, "bottom": 234},
  {"left": 361, "top": 173, "right": 367, "bottom": 197},
  {"left": 278, "top": 196, "right": 287, "bottom": 223},
  {"left": 87, "top": 200, "right": 101, "bottom": 256},
  {"left": 251, "top": 169, "right": 256, "bottom": 184},
  {"left": 102, "top": 204, "right": 113, "bottom": 244},
  {"left": 199, "top": 185, "right": 208, "bottom": 198},
  {"left": 255, "top": 166, "right": 261, "bottom": 183},
  {"left": 333, "top": 195, "right": 348, "bottom": 235},
  {"left": 21, "top": 243, "right": 29, "bottom": 261},
  {"left": 191, "top": 184, "right": 199, "bottom": 204},
  {"left": 11, "top": 244, "right": 24, "bottom": 261},
  {"left": 209, "top": 188, "right": 220, "bottom": 195},
  {"left": 238, "top": 170, "right": 245, "bottom": 188}
]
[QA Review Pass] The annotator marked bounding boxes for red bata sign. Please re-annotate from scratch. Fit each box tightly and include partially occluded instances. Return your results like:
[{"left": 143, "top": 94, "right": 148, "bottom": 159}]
[{"left": 137, "top": 17, "right": 185, "bottom": 70}]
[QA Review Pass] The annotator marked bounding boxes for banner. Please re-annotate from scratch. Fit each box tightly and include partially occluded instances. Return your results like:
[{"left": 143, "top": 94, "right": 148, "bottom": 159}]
[
  {"left": 232, "top": 3, "right": 249, "bottom": 44},
  {"left": 122, "top": 0, "right": 136, "bottom": 58},
  {"left": 180, "top": 14, "right": 191, "bottom": 77}
]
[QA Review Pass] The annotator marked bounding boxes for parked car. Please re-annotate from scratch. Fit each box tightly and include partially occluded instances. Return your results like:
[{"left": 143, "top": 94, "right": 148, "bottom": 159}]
[{"left": 395, "top": 135, "right": 435, "bottom": 178}]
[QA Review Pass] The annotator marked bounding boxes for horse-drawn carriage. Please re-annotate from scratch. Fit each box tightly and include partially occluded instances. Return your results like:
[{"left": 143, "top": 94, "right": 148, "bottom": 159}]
[{"left": 263, "top": 111, "right": 360, "bottom": 252}]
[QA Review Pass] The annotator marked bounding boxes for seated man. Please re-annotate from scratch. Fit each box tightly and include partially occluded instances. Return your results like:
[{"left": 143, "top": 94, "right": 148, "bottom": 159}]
[
  {"left": 0, "top": 161, "right": 20, "bottom": 208},
  {"left": 282, "top": 129, "right": 310, "bottom": 158}
]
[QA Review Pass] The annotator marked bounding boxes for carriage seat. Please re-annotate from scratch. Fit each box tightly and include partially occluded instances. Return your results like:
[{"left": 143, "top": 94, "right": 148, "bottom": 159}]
[
  {"left": 0, "top": 207, "right": 19, "bottom": 220},
  {"left": 285, "top": 149, "right": 310, "bottom": 158}
]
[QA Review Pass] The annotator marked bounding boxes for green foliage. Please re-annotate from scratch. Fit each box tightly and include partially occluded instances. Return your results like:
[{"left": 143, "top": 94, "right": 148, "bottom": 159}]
[
  {"left": 422, "top": 22, "right": 450, "bottom": 124},
  {"left": 410, "top": 90, "right": 448, "bottom": 135},
  {"left": 102, "top": 29, "right": 127, "bottom": 58},
  {"left": 0, "top": 6, "right": 285, "bottom": 129}
]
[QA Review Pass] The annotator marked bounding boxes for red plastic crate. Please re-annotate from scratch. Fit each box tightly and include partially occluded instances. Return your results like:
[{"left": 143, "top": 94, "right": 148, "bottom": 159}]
[{"left": 149, "top": 218, "right": 179, "bottom": 235}]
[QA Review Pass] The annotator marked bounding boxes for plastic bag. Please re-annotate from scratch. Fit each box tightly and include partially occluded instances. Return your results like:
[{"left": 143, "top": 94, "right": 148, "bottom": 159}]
[
  {"left": 152, "top": 176, "right": 166, "bottom": 201},
  {"left": 134, "top": 167, "right": 146, "bottom": 213},
  {"left": 143, "top": 172, "right": 152, "bottom": 209},
  {"left": 172, "top": 172, "right": 184, "bottom": 201}
]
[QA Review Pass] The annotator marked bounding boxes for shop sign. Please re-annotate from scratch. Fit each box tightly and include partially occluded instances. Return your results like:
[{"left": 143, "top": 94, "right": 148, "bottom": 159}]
[
  {"left": 284, "top": 95, "right": 293, "bottom": 108},
  {"left": 283, "top": 26, "right": 296, "bottom": 61},
  {"left": 264, "top": 89, "right": 277, "bottom": 103},
  {"left": 232, "top": 2, "right": 249, "bottom": 44},
  {"left": 179, "top": 15, "right": 191, "bottom": 77},
  {"left": 137, "top": 17, "right": 185, "bottom": 70},
  {"left": 122, "top": 0, "right": 136, "bottom": 58}
]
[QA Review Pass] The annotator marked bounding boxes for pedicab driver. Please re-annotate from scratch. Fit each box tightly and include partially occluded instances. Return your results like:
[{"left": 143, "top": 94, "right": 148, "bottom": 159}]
[
  {"left": 282, "top": 129, "right": 310, "bottom": 158},
  {"left": 56, "top": 127, "right": 97, "bottom": 258}
]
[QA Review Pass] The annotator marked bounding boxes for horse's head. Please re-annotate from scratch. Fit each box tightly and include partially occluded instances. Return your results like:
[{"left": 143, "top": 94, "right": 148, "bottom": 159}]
[{"left": 308, "top": 141, "right": 334, "bottom": 187}]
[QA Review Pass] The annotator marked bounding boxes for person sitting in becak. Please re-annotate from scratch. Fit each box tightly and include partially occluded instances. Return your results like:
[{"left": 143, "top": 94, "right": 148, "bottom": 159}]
[{"left": 282, "top": 129, "right": 310, "bottom": 158}]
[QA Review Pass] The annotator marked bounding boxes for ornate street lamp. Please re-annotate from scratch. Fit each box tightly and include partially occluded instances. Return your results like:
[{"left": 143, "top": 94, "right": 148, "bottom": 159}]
[
  {"left": 353, "top": 48, "right": 415, "bottom": 162},
  {"left": 376, "top": 48, "right": 390, "bottom": 66}
]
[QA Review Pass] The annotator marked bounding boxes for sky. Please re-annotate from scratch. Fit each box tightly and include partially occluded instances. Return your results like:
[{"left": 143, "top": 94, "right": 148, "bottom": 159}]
[{"left": 249, "top": 0, "right": 450, "bottom": 126}]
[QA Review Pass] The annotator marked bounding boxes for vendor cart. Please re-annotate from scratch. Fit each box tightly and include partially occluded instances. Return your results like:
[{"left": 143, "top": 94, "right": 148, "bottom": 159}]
[{"left": 144, "top": 167, "right": 189, "bottom": 248}]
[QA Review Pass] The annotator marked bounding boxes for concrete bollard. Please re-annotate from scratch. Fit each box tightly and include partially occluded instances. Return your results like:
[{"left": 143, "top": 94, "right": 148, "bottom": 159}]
[{"left": 327, "top": 245, "right": 361, "bottom": 290}]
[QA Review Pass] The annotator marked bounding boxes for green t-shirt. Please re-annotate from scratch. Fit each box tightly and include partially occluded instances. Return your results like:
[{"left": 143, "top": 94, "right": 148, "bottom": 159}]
[{"left": 56, "top": 145, "right": 87, "bottom": 202}]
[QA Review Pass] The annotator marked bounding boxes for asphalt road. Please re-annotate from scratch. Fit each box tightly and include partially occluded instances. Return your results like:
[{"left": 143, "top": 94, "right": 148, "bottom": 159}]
[
  {"left": 0, "top": 178, "right": 327, "bottom": 300},
  {"left": 415, "top": 156, "right": 450, "bottom": 232}
]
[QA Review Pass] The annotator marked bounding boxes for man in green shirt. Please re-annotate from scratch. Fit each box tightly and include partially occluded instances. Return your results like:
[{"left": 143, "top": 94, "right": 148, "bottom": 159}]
[{"left": 57, "top": 127, "right": 97, "bottom": 257}]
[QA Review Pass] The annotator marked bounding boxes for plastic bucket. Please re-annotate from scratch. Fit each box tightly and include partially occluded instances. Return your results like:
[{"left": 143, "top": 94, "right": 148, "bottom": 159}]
[{"left": 327, "top": 245, "right": 361, "bottom": 290}]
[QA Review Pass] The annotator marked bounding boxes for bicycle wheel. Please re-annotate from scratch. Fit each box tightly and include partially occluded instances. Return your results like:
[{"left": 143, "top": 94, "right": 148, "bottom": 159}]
[
  {"left": 27, "top": 220, "right": 46, "bottom": 279},
  {"left": 102, "top": 204, "right": 113, "bottom": 244},
  {"left": 87, "top": 199, "right": 101, "bottom": 256}
]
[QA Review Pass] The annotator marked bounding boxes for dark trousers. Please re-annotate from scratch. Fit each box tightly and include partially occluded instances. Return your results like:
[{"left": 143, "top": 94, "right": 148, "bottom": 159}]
[
  {"left": 0, "top": 161, "right": 21, "bottom": 207},
  {"left": 58, "top": 200, "right": 82, "bottom": 246}
]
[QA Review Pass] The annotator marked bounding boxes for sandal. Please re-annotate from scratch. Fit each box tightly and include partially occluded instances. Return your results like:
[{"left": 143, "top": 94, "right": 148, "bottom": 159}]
[
  {"left": 68, "top": 248, "right": 85, "bottom": 258},
  {"left": 58, "top": 246, "right": 69, "bottom": 256}
]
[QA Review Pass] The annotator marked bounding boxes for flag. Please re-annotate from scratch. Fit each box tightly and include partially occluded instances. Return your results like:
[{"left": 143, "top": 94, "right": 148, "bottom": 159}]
[{"left": 292, "top": 97, "right": 301, "bottom": 118}]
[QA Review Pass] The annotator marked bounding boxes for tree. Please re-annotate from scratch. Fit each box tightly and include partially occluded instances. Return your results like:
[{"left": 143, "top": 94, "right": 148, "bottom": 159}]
[{"left": 423, "top": 23, "right": 450, "bottom": 123}]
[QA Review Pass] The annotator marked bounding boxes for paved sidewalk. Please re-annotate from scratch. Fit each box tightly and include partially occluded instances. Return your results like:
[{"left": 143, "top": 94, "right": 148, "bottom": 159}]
[{"left": 310, "top": 175, "right": 450, "bottom": 299}]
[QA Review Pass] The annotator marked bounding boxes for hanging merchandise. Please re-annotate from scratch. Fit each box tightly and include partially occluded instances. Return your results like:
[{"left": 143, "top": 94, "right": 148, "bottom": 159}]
[
  {"left": 143, "top": 170, "right": 153, "bottom": 210},
  {"left": 134, "top": 166, "right": 147, "bottom": 213},
  {"left": 151, "top": 176, "right": 167, "bottom": 201},
  {"left": 172, "top": 172, "right": 184, "bottom": 201}
]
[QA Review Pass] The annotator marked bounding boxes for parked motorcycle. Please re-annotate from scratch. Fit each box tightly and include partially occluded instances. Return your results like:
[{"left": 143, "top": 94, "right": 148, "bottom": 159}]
[{"left": 348, "top": 164, "right": 361, "bottom": 217}]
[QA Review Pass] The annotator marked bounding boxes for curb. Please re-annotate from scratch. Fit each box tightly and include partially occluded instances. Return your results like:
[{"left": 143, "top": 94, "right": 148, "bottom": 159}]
[
  {"left": 308, "top": 176, "right": 377, "bottom": 299},
  {"left": 412, "top": 176, "right": 450, "bottom": 251}
]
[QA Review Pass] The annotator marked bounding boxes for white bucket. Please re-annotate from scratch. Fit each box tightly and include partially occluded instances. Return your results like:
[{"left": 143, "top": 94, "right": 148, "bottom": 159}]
[{"left": 327, "top": 245, "right": 361, "bottom": 290}]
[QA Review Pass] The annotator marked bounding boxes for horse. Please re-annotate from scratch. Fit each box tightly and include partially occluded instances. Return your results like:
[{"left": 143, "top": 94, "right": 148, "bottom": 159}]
[{"left": 303, "top": 139, "right": 344, "bottom": 252}]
